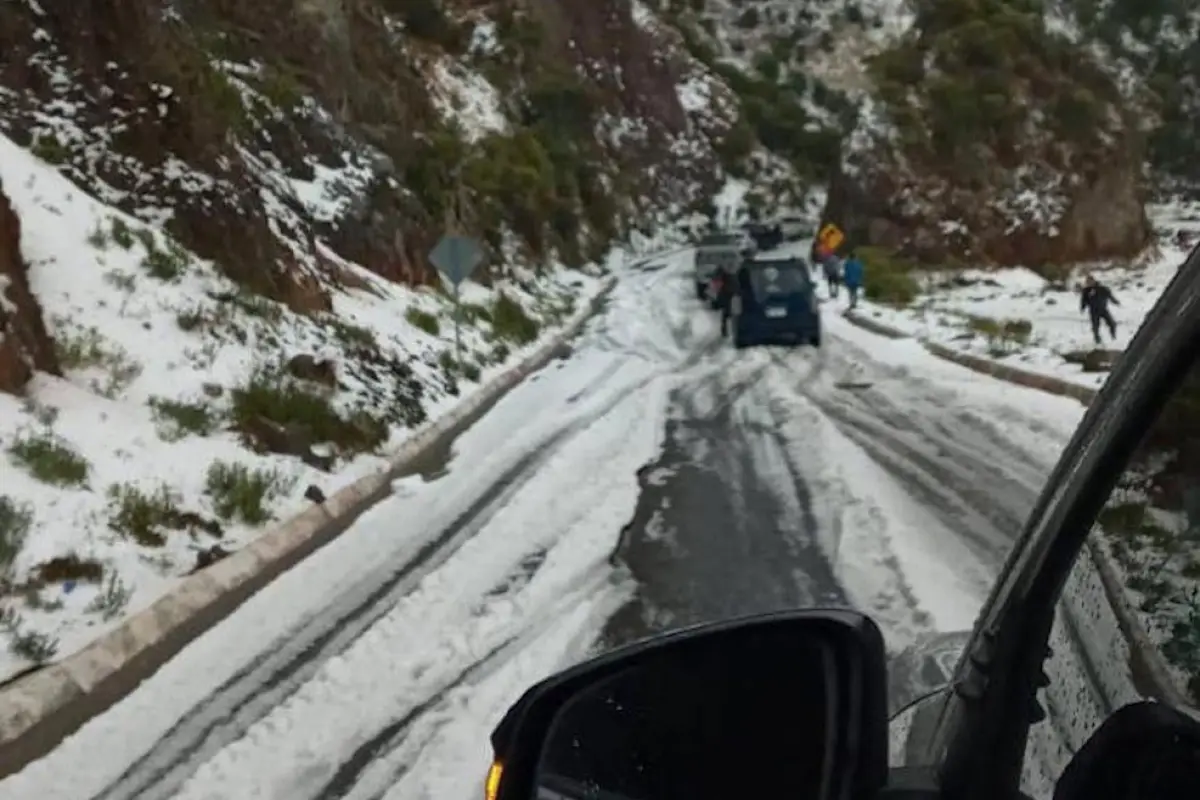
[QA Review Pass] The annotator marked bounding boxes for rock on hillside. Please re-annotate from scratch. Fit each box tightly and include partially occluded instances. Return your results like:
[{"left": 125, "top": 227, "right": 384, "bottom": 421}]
[
  {"left": 0, "top": 0, "right": 736, "bottom": 290},
  {"left": 0, "top": 182, "right": 59, "bottom": 393},
  {"left": 1047, "top": 0, "right": 1200, "bottom": 199},
  {"left": 663, "top": 0, "right": 1200, "bottom": 272},
  {"left": 828, "top": 0, "right": 1151, "bottom": 269}
]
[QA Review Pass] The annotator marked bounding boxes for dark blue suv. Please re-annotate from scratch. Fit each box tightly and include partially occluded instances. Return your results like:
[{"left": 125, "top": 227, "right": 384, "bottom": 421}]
[{"left": 730, "top": 257, "right": 820, "bottom": 348}]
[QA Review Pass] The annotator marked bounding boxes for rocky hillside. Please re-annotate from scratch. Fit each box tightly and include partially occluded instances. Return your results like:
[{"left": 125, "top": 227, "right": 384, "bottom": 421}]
[
  {"left": 0, "top": 0, "right": 745, "bottom": 674},
  {"left": 655, "top": 0, "right": 1199, "bottom": 276},
  {"left": 1053, "top": 0, "right": 1200, "bottom": 198},
  {"left": 0, "top": 0, "right": 737, "bottom": 292}
]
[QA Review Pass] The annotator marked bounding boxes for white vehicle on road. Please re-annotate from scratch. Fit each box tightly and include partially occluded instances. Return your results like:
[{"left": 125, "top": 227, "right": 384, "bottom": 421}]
[{"left": 777, "top": 215, "right": 811, "bottom": 241}]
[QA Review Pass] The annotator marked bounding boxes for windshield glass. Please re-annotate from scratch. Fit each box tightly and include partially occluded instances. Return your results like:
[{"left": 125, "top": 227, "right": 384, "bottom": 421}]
[
  {"left": 16, "top": 0, "right": 1199, "bottom": 787},
  {"left": 747, "top": 262, "right": 810, "bottom": 295}
]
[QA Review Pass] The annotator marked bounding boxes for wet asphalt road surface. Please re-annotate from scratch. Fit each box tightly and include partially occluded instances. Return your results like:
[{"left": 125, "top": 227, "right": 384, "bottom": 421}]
[
  {"left": 603, "top": 373, "right": 847, "bottom": 648},
  {"left": 602, "top": 320, "right": 1061, "bottom": 652}
]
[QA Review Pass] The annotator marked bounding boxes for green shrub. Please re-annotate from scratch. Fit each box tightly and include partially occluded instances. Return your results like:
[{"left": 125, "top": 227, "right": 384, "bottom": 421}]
[
  {"left": 7, "top": 431, "right": 89, "bottom": 487},
  {"left": 231, "top": 371, "right": 388, "bottom": 456},
  {"left": 106, "top": 483, "right": 218, "bottom": 546},
  {"left": 388, "top": 0, "right": 465, "bottom": 49},
  {"left": 149, "top": 397, "right": 221, "bottom": 440},
  {"left": 204, "top": 461, "right": 292, "bottom": 525},
  {"left": 713, "top": 64, "right": 844, "bottom": 181},
  {"left": 110, "top": 217, "right": 135, "bottom": 249},
  {"left": 406, "top": 307, "right": 441, "bottom": 336},
  {"left": 7, "top": 623, "right": 58, "bottom": 663},
  {"left": 490, "top": 293, "right": 540, "bottom": 344},
  {"left": 869, "top": 0, "right": 1120, "bottom": 165},
  {"left": 967, "top": 315, "right": 1033, "bottom": 355},
  {"left": 31, "top": 134, "right": 68, "bottom": 164},
  {"left": 54, "top": 325, "right": 143, "bottom": 397},
  {"left": 736, "top": 8, "right": 760, "bottom": 27},
  {"left": 0, "top": 496, "right": 33, "bottom": 578},
  {"left": 85, "top": 573, "right": 132, "bottom": 620},
  {"left": 857, "top": 246, "right": 921, "bottom": 306}
]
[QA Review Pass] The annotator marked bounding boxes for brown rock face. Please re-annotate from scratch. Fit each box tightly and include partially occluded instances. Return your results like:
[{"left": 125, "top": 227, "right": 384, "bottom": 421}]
[
  {"left": 1055, "top": 162, "right": 1150, "bottom": 262},
  {"left": 532, "top": 0, "right": 688, "bottom": 134},
  {"left": 0, "top": 182, "right": 59, "bottom": 394},
  {"left": 826, "top": 153, "right": 1152, "bottom": 268},
  {"left": 527, "top": 0, "right": 721, "bottom": 205},
  {"left": 0, "top": 0, "right": 720, "bottom": 307}
]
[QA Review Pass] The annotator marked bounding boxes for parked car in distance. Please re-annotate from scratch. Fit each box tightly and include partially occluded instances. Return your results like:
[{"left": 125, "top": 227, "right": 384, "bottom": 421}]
[
  {"left": 730, "top": 257, "right": 820, "bottom": 348},
  {"left": 777, "top": 215, "right": 812, "bottom": 241}
]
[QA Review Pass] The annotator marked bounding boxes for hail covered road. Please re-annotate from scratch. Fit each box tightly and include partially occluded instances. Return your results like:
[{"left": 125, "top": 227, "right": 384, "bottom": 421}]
[{"left": 0, "top": 247, "right": 1085, "bottom": 800}]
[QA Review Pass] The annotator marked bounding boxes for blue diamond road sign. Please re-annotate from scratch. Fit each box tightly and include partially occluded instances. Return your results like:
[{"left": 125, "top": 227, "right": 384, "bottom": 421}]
[{"left": 429, "top": 234, "right": 484, "bottom": 287}]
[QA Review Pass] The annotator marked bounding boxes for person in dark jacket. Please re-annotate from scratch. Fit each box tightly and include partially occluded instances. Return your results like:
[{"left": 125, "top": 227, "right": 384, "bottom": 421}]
[
  {"left": 1080, "top": 274, "right": 1119, "bottom": 345},
  {"left": 714, "top": 264, "right": 736, "bottom": 337}
]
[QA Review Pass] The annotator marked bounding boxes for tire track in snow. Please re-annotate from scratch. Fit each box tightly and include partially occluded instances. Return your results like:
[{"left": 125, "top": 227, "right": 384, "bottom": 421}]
[
  {"left": 91, "top": 361, "right": 665, "bottom": 800},
  {"left": 93, "top": 438, "right": 566, "bottom": 800},
  {"left": 313, "top": 566, "right": 622, "bottom": 799}
]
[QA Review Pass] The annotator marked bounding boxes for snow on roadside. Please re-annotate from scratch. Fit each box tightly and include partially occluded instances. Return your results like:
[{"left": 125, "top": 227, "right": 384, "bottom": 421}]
[
  {"left": 0, "top": 251, "right": 687, "bottom": 800},
  {"left": 761, "top": 365, "right": 990, "bottom": 648},
  {"left": 0, "top": 129, "right": 620, "bottom": 682},
  {"left": 839, "top": 204, "right": 1197, "bottom": 390}
]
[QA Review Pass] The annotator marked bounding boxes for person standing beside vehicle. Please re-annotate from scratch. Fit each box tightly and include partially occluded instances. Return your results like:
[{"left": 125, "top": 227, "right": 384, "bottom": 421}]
[
  {"left": 1080, "top": 274, "right": 1119, "bottom": 345},
  {"left": 714, "top": 263, "right": 736, "bottom": 338},
  {"left": 843, "top": 250, "right": 864, "bottom": 309}
]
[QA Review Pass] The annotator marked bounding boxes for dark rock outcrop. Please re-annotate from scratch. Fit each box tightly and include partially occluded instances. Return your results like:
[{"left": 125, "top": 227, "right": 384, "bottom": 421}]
[{"left": 0, "top": 181, "right": 59, "bottom": 394}]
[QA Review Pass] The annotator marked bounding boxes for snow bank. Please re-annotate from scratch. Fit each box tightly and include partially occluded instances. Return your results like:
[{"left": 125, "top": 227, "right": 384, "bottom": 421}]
[
  {"left": 0, "top": 130, "right": 610, "bottom": 682},
  {"left": 831, "top": 203, "right": 1197, "bottom": 390}
]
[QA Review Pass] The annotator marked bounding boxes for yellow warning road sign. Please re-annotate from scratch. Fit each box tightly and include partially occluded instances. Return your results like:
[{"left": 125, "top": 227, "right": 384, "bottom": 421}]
[{"left": 818, "top": 223, "right": 844, "bottom": 252}]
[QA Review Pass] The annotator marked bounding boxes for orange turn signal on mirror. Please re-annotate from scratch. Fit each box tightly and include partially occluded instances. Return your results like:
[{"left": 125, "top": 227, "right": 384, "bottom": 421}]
[{"left": 485, "top": 761, "right": 503, "bottom": 800}]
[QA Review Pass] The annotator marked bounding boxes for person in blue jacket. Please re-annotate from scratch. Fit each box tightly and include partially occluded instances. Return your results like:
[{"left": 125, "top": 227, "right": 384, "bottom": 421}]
[{"left": 842, "top": 250, "right": 864, "bottom": 309}]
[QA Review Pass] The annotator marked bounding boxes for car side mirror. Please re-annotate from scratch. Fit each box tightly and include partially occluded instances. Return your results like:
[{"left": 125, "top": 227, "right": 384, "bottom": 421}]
[
  {"left": 487, "top": 609, "right": 889, "bottom": 800},
  {"left": 1054, "top": 701, "right": 1200, "bottom": 800}
]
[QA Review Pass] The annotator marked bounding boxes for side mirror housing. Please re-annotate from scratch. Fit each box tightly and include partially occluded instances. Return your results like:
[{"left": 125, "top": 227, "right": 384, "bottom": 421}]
[{"left": 489, "top": 609, "right": 889, "bottom": 800}]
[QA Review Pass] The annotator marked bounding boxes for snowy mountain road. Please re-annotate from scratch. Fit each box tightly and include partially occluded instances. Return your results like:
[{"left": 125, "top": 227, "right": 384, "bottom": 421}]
[{"left": 0, "top": 250, "right": 1085, "bottom": 800}]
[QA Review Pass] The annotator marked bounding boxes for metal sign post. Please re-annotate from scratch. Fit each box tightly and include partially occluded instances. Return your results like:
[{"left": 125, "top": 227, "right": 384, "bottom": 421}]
[{"left": 428, "top": 234, "right": 484, "bottom": 368}]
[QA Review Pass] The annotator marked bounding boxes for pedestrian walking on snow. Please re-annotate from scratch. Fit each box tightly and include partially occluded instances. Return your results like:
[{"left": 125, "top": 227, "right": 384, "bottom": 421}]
[
  {"left": 1080, "top": 274, "right": 1119, "bottom": 345},
  {"left": 843, "top": 250, "right": 864, "bottom": 309}
]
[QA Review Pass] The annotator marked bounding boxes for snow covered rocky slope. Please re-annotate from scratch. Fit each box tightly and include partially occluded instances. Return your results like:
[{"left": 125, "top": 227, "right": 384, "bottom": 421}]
[
  {"left": 0, "top": 0, "right": 739, "bottom": 678},
  {"left": 844, "top": 203, "right": 1198, "bottom": 390}
]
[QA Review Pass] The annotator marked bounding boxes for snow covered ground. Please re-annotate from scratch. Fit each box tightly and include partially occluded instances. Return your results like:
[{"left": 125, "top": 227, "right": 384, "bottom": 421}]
[
  {"left": 0, "top": 126, "right": 685, "bottom": 682},
  {"left": 0, "top": 250, "right": 688, "bottom": 800},
  {"left": 836, "top": 203, "right": 1200, "bottom": 390},
  {"left": 0, "top": 249, "right": 1088, "bottom": 800}
]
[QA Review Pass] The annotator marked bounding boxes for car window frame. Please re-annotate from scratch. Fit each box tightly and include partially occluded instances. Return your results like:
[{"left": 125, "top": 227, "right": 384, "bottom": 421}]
[{"left": 925, "top": 245, "right": 1200, "bottom": 800}]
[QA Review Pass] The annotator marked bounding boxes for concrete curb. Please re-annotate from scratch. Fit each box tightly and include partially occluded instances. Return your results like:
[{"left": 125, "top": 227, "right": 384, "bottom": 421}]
[
  {"left": 842, "top": 310, "right": 1100, "bottom": 404},
  {"left": 841, "top": 309, "right": 1183, "bottom": 708},
  {"left": 0, "top": 275, "right": 618, "bottom": 779}
]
